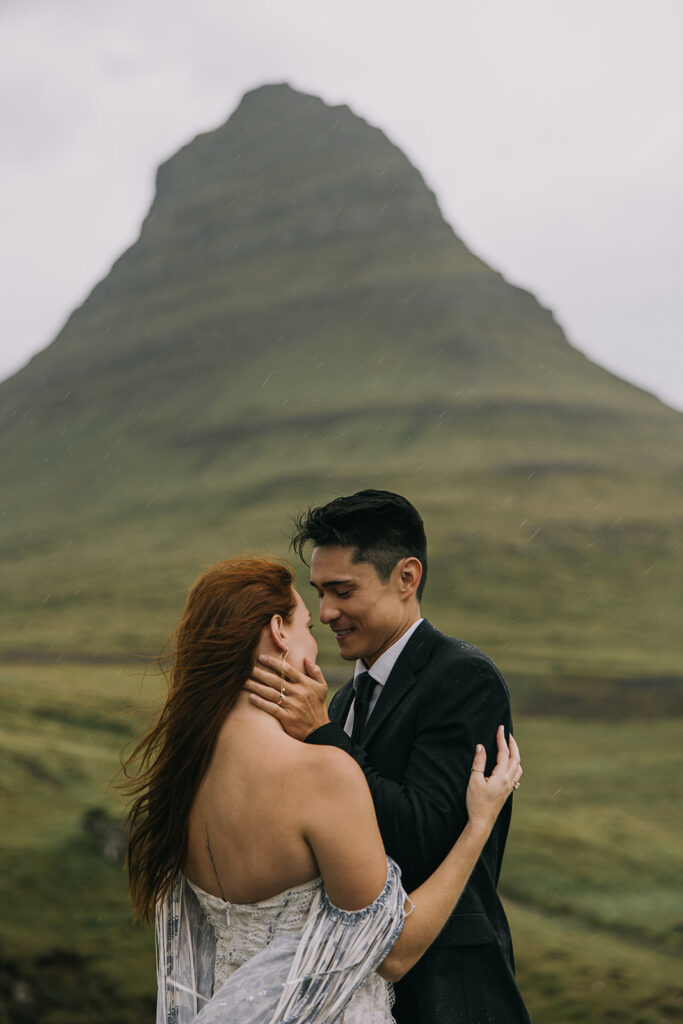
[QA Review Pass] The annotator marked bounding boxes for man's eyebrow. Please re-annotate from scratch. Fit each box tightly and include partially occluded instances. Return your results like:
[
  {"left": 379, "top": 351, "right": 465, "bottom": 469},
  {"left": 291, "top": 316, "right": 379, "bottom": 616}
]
[{"left": 309, "top": 578, "right": 355, "bottom": 589}]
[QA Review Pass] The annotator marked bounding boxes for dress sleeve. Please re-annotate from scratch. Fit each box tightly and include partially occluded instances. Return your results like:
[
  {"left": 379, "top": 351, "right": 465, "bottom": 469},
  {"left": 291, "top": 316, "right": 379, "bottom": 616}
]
[{"left": 156, "top": 877, "right": 216, "bottom": 1024}]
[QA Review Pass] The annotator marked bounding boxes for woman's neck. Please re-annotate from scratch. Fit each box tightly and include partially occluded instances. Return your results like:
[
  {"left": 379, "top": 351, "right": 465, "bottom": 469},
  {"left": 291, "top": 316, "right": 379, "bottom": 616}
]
[{"left": 228, "top": 687, "right": 285, "bottom": 734}]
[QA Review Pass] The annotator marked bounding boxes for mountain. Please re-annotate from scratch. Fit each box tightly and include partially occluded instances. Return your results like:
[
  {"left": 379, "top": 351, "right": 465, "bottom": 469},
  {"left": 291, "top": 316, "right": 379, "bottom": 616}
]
[{"left": 1, "top": 83, "right": 680, "bottom": 682}]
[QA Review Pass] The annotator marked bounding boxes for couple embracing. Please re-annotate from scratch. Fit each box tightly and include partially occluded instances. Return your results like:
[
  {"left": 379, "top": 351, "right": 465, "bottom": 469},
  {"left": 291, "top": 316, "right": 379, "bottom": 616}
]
[{"left": 124, "top": 489, "right": 531, "bottom": 1023}]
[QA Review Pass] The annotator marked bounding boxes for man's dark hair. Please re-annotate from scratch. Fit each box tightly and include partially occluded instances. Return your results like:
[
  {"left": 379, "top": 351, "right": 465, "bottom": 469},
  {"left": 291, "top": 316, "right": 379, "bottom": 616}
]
[{"left": 290, "top": 489, "right": 428, "bottom": 600}]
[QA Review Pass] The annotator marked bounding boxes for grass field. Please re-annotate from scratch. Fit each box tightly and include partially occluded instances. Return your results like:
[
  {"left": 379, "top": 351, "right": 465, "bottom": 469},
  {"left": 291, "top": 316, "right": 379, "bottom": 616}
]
[
  {"left": 2, "top": 428, "right": 681, "bottom": 681},
  {"left": 1, "top": 661, "right": 681, "bottom": 1023}
]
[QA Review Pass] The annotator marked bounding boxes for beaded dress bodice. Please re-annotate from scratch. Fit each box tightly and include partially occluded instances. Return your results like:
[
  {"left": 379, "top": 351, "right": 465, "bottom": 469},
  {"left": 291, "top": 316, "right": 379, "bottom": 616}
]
[
  {"left": 159, "top": 861, "right": 404, "bottom": 1024},
  {"left": 186, "top": 876, "right": 322, "bottom": 992}
]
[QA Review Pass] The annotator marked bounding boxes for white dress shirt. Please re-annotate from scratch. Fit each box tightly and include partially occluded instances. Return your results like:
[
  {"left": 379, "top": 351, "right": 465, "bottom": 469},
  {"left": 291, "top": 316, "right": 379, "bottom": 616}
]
[{"left": 343, "top": 618, "right": 424, "bottom": 737}]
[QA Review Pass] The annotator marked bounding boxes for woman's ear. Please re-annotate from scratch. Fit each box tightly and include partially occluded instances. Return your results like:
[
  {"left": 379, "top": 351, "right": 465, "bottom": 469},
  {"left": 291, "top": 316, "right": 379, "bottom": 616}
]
[{"left": 268, "top": 614, "right": 289, "bottom": 653}]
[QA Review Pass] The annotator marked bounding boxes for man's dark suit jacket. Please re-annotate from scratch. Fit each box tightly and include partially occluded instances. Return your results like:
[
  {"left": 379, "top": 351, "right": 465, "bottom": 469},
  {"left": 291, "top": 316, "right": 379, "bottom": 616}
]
[{"left": 306, "top": 619, "right": 530, "bottom": 1024}]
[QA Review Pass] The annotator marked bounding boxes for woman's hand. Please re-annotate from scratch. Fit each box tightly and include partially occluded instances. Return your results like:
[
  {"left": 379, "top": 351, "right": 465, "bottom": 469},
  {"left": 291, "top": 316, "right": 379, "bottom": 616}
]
[{"left": 465, "top": 726, "right": 522, "bottom": 836}]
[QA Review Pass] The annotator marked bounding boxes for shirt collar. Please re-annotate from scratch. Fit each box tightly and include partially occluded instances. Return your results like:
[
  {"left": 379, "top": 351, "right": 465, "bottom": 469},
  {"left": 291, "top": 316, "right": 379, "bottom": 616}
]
[{"left": 353, "top": 618, "right": 424, "bottom": 687}]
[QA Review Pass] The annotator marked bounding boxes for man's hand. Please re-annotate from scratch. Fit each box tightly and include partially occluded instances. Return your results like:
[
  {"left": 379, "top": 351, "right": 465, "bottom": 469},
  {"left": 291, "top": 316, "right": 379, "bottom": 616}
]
[{"left": 244, "top": 656, "right": 330, "bottom": 740}]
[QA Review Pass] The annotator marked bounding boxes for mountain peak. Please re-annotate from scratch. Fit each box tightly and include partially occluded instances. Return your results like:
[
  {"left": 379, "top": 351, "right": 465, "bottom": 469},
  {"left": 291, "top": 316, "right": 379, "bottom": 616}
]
[
  {"left": 3, "top": 82, "right": 669, "bottom": 425},
  {"left": 237, "top": 81, "right": 332, "bottom": 113},
  {"left": 0, "top": 84, "right": 679, "bottom": 671}
]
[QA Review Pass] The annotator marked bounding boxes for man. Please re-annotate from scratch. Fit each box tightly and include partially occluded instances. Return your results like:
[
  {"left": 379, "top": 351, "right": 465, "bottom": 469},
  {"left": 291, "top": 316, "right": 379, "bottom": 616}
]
[{"left": 246, "top": 489, "right": 530, "bottom": 1023}]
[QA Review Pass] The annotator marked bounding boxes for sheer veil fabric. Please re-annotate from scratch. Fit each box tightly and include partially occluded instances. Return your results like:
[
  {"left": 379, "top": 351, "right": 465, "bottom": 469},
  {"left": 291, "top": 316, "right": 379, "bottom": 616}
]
[{"left": 156, "top": 856, "right": 408, "bottom": 1024}]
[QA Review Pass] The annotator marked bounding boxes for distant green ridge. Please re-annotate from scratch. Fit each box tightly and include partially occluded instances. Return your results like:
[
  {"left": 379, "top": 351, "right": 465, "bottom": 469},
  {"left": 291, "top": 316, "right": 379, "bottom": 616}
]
[{"left": 1, "top": 83, "right": 680, "bottom": 677}]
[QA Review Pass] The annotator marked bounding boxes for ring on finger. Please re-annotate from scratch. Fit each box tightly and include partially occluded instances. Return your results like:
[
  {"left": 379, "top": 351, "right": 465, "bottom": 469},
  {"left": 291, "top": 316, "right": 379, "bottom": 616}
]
[
  {"left": 471, "top": 768, "right": 485, "bottom": 774},
  {"left": 513, "top": 779, "right": 520, "bottom": 790},
  {"left": 277, "top": 696, "right": 285, "bottom": 708}
]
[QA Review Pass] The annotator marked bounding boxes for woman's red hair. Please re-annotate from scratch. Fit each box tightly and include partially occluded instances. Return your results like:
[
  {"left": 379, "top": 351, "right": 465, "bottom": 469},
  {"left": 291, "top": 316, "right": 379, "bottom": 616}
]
[{"left": 121, "top": 556, "right": 296, "bottom": 920}]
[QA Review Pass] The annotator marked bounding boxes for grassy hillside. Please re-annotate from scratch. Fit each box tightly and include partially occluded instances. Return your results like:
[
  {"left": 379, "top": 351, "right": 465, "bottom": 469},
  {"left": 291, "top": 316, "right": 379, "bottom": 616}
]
[
  {"left": 1, "top": 441, "right": 680, "bottom": 680},
  {"left": 1, "top": 661, "right": 681, "bottom": 1023}
]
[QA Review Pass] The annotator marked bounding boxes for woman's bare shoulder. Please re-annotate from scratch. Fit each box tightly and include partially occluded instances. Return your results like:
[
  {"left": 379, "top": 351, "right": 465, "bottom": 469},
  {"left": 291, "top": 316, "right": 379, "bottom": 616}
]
[
  {"left": 292, "top": 744, "right": 374, "bottom": 831},
  {"left": 297, "top": 739, "right": 364, "bottom": 783},
  {"left": 212, "top": 714, "right": 365, "bottom": 800}
]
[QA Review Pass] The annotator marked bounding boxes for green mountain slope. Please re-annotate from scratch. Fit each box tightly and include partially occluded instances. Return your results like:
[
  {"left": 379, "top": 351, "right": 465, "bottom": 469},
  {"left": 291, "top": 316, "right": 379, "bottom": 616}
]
[{"left": 1, "top": 84, "right": 681, "bottom": 677}]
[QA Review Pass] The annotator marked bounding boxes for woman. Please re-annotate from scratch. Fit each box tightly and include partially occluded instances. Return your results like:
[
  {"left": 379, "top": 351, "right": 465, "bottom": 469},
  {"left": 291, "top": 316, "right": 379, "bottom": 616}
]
[{"left": 123, "top": 556, "right": 521, "bottom": 1024}]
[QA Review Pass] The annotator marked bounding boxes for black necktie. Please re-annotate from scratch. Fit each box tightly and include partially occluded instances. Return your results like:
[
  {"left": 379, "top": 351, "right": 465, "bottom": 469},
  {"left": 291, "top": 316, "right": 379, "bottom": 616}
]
[{"left": 351, "top": 671, "right": 375, "bottom": 743}]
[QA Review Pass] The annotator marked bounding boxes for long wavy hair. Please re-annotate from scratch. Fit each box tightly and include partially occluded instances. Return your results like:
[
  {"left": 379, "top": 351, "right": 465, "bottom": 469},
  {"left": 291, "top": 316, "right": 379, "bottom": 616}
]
[{"left": 121, "top": 556, "right": 297, "bottom": 921}]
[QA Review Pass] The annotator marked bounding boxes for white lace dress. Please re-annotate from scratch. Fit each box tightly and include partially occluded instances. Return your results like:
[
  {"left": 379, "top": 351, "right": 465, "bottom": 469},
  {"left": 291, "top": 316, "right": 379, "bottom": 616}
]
[{"left": 156, "top": 857, "right": 406, "bottom": 1024}]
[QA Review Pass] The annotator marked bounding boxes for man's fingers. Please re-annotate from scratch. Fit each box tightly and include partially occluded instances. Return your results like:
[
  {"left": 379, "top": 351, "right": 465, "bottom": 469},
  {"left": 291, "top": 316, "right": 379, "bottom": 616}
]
[
  {"left": 258, "top": 654, "right": 299, "bottom": 677},
  {"left": 244, "top": 679, "right": 283, "bottom": 701},
  {"left": 252, "top": 656, "right": 327, "bottom": 695},
  {"left": 303, "top": 657, "right": 327, "bottom": 684},
  {"left": 248, "top": 692, "right": 285, "bottom": 717},
  {"left": 257, "top": 655, "right": 319, "bottom": 687},
  {"left": 250, "top": 662, "right": 310, "bottom": 691},
  {"left": 249, "top": 664, "right": 283, "bottom": 691}
]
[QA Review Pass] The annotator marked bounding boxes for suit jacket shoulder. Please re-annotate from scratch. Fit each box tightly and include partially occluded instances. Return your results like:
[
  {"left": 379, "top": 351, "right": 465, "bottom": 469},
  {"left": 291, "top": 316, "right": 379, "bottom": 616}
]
[
  {"left": 397, "top": 619, "right": 511, "bottom": 706},
  {"left": 328, "top": 619, "right": 510, "bottom": 716}
]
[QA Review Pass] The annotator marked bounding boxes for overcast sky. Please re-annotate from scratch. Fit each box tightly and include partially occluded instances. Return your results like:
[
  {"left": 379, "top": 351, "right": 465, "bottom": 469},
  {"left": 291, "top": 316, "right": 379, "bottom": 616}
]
[{"left": 1, "top": 0, "right": 681, "bottom": 409}]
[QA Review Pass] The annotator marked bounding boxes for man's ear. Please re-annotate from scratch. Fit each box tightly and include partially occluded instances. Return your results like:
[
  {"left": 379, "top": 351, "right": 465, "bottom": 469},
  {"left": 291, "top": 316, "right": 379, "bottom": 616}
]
[
  {"left": 398, "top": 557, "right": 422, "bottom": 601},
  {"left": 268, "top": 614, "right": 289, "bottom": 653}
]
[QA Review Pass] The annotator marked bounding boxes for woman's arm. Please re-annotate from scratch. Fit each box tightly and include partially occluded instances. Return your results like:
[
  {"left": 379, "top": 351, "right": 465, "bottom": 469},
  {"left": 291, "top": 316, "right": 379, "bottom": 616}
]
[
  {"left": 301, "top": 746, "right": 390, "bottom": 912},
  {"left": 303, "top": 726, "right": 521, "bottom": 982}
]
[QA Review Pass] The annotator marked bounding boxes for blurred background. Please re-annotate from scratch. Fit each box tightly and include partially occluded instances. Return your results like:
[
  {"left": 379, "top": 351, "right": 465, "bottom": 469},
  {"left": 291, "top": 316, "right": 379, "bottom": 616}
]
[{"left": 0, "top": 3, "right": 681, "bottom": 1022}]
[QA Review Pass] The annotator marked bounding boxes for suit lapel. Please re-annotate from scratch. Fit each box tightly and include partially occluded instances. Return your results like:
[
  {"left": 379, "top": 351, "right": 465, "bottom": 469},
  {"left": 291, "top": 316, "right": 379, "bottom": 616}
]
[
  {"left": 329, "top": 678, "right": 354, "bottom": 725},
  {"left": 361, "top": 620, "right": 439, "bottom": 746}
]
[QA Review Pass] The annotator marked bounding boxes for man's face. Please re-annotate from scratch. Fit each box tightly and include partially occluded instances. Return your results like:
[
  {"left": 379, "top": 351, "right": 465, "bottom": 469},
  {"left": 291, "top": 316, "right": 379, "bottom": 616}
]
[{"left": 309, "top": 544, "right": 412, "bottom": 666}]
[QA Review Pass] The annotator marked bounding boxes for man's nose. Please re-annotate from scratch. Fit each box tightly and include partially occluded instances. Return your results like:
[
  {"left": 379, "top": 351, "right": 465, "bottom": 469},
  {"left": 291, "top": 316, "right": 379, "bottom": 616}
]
[{"left": 319, "top": 597, "right": 339, "bottom": 624}]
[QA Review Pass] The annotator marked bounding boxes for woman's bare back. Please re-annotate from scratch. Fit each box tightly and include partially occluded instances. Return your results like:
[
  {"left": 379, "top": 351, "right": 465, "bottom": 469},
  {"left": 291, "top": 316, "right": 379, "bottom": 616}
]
[{"left": 184, "top": 692, "right": 323, "bottom": 903}]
